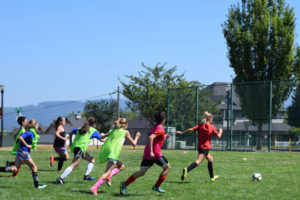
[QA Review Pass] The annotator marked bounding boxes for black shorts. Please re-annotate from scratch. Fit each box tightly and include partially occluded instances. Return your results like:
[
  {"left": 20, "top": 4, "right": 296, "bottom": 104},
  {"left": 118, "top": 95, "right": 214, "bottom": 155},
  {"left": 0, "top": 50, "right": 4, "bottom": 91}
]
[
  {"left": 72, "top": 147, "right": 93, "bottom": 162},
  {"left": 197, "top": 148, "right": 210, "bottom": 156},
  {"left": 141, "top": 156, "right": 169, "bottom": 169}
]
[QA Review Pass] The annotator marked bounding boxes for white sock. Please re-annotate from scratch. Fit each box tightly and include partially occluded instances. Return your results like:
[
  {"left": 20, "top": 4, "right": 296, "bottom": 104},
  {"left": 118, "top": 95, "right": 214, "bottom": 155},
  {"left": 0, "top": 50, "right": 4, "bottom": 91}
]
[
  {"left": 61, "top": 166, "right": 73, "bottom": 179},
  {"left": 85, "top": 162, "right": 94, "bottom": 176}
]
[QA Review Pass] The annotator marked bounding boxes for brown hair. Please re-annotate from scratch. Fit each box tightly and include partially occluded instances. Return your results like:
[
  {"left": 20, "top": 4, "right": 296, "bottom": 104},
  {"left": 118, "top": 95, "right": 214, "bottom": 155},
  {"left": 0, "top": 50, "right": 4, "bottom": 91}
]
[
  {"left": 79, "top": 117, "right": 96, "bottom": 134},
  {"left": 54, "top": 117, "right": 65, "bottom": 130},
  {"left": 25, "top": 119, "right": 38, "bottom": 131},
  {"left": 115, "top": 118, "right": 128, "bottom": 129}
]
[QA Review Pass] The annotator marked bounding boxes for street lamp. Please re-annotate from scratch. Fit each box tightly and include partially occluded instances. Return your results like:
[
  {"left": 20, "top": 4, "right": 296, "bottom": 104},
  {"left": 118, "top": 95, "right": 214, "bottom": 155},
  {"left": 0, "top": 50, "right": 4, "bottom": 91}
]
[
  {"left": 226, "top": 85, "right": 230, "bottom": 150},
  {"left": 0, "top": 84, "right": 4, "bottom": 147}
]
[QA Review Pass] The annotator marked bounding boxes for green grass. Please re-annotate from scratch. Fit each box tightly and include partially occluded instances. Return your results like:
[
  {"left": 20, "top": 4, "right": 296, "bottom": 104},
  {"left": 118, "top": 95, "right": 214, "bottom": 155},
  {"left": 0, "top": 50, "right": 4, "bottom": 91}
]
[{"left": 0, "top": 150, "right": 300, "bottom": 200}]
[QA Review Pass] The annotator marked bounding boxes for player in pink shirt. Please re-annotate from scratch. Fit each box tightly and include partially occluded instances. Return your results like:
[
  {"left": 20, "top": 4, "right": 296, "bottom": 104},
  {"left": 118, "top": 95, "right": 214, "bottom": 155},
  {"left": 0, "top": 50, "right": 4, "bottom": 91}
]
[
  {"left": 120, "top": 111, "right": 170, "bottom": 195},
  {"left": 176, "top": 111, "right": 223, "bottom": 182}
]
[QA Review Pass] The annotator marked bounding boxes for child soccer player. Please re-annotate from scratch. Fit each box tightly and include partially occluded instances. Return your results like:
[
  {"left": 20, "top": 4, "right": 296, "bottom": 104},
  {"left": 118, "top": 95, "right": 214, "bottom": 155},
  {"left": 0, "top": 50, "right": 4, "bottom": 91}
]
[
  {"left": 1, "top": 119, "right": 46, "bottom": 189},
  {"left": 50, "top": 117, "right": 69, "bottom": 171},
  {"left": 5, "top": 116, "right": 27, "bottom": 177},
  {"left": 90, "top": 118, "right": 140, "bottom": 195},
  {"left": 56, "top": 117, "right": 107, "bottom": 184},
  {"left": 176, "top": 111, "right": 222, "bottom": 182},
  {"left": 120, "top": 111, "right": 170, "bottom": 195}
]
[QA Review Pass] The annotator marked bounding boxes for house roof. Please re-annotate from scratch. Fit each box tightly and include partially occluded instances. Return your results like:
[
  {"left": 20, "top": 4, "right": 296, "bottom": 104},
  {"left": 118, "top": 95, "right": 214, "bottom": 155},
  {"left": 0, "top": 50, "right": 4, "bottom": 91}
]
[
  {"left": 45, "top": 116, "right": 86, "bottom": 134},
  {"left": 207, "top": 82, "right": 285, "bottom": 112},
  {"left": 219, "top": 121, "right": 291, "bottom": 132},
  {"left": 127, "top": 116, "right": 152, "bottom": 129}
]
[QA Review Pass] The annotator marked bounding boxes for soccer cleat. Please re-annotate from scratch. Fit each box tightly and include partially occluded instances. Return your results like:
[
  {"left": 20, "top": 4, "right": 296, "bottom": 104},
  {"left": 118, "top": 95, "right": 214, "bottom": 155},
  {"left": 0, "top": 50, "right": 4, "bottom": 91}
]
[
  {"left": 210, "top": 175, "right": 219, "bottom": 182},
  {"left": 57, "top": 177, "right": 64, "bottom": 184},
  {"left": 50, "top": 156, "right": 54, "bottom": 167},
  {"left": 181, "top": 168, "right": 187, "bottom": 181},
  {"left": 105, "top": 177, "right": 112, "bottom": 187},
  {"left": 120, "top": 182, "right": 127, "bottom": 196},
  {"left": 90, "top": 186, "right": 98, "bottom": 195},
  {"left": 152, "top": 186, "right": 166, "bottom": 193},
  {"left": 84, "top": 175, "right": 95, "bottom": 180},
  {"left": 37, "top": 185, "right": 47, "bottom": 189}
]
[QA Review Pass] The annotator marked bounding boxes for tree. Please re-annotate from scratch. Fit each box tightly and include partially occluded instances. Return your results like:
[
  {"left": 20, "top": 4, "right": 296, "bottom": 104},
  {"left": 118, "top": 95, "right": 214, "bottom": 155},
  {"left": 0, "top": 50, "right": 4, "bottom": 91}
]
[
  {"left": 287, "top": 82, "right": 300, "bottom": 127},
  {"left": 222, "top": 0, "right": 300, "bottom": 150},
  {"left": 84, "top": 99, "right": 117, "bottom": 132},
  {"left": 119, "top": 62, "right": 219, "bottom": 124}
]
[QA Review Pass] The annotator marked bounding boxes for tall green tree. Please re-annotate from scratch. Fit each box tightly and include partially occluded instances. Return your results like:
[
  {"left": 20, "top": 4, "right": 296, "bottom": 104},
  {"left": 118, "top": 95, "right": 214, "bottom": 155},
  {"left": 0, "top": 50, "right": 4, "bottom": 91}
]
[
  {"left": 287, "top": 82, "right": 300, "bottom": 127},
  {"left": 223, "top": 0, "right": 300, "bottom": 149},
  {"left": 119, "top": 62, "right": 219, "bottom": 124},
  {"left": 84, "top": 99, "right": 117, "bottom": 132}
]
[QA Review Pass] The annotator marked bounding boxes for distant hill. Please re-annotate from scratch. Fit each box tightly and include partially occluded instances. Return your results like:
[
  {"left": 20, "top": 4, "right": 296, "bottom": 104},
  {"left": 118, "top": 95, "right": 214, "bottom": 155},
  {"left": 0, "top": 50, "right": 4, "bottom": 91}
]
[{"left": 3, "top": 99, "right": 128, "bottom": 131}]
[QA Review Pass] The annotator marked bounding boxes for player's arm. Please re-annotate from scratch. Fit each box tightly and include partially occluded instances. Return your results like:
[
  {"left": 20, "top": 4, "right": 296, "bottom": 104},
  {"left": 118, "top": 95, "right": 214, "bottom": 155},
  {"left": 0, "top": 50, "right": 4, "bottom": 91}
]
[
  {"left": 149, "top": 134, "right": 157, "bottom": 158},
  {"left": 18, "top": 136, "right": 32, "bottom": 149},
  {"left": 176, "top": 128, "right": 194, "bottom": 134},
  {"left": 216, "top": 128, "right": 223, "bottom": 139},
  {"left": 55, "top": 126, "right": 68, "bottom": 141},
  {"left": 125, "top": 131, "right": 140, "bottom": 146}
]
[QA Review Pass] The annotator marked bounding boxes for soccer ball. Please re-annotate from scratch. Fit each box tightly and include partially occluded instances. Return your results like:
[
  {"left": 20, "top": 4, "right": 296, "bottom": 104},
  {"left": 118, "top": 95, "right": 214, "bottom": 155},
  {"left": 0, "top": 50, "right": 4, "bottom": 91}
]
[{"left": 252, "top": 173, "right": 262, "bottom": 181}]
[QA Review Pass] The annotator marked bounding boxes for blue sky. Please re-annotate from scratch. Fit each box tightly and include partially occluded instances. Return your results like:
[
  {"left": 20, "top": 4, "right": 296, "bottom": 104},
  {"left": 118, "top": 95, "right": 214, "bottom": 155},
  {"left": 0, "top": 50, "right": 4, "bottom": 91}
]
[{"left": 1, "top": 0, "right": 300, "bottom": 107}]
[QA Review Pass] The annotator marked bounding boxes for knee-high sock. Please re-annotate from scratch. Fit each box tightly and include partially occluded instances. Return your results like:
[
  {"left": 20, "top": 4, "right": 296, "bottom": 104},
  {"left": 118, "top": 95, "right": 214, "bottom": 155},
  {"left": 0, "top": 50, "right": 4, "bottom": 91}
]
[
  {"left": 32, "top": 172, "right": 39, "bottom": 188},
  {"left": 61, "top": 166, "right": 73, "bottom": 179},
  {"left": 208, "top": 162, "right": 214, "bottom": 178},
  {"left": 125, "top": 175, "right": 136, "bottom": 187},
  {"left": 55, "top": 156, "right": 66, "bottom": 171},
  {"left": 93, "top": 177, "right": 105, "bottom": 189},
  {"left": 12, "top": 168, "right": 20, "bottom": 177},
  {"left": 155, "top": 175, "right": 166, "bottom": 187},
  {"left": 0, "top": 167, "right": 11, "bottom": 172},
  {"left": 187, "top": 162, "right": 198, "bottom": 173},
  {"left": 109, "top": 167, "right": 120, "bottom": 178},
  {"left": 85, "top": 162, "right": 94, "bottom": 176}
]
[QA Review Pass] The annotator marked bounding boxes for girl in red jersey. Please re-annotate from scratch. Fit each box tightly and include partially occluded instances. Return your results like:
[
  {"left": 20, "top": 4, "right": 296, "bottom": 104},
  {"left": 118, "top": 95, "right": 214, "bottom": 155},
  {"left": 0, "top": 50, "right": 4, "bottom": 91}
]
[
  {"left": 176, "top": 111, "right": 222, "bottom": 182},
  {"left": 120, "top": 111, "right": 170, "bottom": 195}
]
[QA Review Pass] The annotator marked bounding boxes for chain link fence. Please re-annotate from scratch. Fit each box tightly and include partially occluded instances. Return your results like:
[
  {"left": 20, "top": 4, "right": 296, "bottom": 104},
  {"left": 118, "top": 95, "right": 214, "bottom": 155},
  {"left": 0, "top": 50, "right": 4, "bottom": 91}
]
[{"left": 166, "top": 80, "right": 300, "bottom": 152}]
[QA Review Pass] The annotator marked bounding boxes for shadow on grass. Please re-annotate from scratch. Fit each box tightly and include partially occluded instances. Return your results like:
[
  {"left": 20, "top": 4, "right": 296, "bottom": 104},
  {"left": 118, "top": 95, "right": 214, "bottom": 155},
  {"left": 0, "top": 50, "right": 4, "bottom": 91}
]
[
  {"left": 0, "top": 186, "right": 12, "bottom": 189},
  {"left": 38, "top": 169, "right": 57, "bottom": 172},
  {"left": 0, "top": 175, "right": 11, "bottom": 178},
  {"left": 112, "top": 193, "right": 145, "bottom": 198},
  {"left": 71, "top": 190, "right": 106, "bottom": 195},
  {"left": 44, "top": 181, "right": 86, "bottom": 185},
  {"left": 165, "top": 181, "right": 190, "bottom": 184}
]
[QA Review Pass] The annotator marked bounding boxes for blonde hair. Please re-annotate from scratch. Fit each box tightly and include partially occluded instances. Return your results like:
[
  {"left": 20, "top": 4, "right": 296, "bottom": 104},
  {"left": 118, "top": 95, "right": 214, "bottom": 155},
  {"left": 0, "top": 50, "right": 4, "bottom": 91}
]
[
  {"left": 25, "top": 119, "right": 38, "bottom": 131},
  {"left": 115, "top": 118, "right": 128, "bottom": 129},
  {"left": 203, "top": 111, "right": 213, "bottom": 123}
]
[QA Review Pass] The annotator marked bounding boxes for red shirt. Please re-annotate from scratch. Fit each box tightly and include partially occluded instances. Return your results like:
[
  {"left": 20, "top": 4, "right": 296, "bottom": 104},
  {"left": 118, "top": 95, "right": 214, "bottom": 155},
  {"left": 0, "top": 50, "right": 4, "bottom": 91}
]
[
  {"left": 193, "top": 123, "right": 218, "bottom": 149},
  {"left": 143, "top": 125, "right": 165, "bottom": 160}
]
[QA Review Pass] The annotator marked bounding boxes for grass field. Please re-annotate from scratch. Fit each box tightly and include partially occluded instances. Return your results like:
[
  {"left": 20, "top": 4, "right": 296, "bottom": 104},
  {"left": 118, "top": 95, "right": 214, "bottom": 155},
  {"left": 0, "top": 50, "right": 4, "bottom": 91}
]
[{"left": 0, "top": 149, "right": 299, "bottom": 200}]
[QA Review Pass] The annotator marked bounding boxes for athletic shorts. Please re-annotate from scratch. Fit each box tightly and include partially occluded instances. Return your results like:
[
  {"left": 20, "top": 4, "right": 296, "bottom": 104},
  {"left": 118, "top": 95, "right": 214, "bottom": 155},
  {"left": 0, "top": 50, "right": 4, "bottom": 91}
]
[
  {"left": 16, "top": 149, "right": 31, "bottom": 163},
  {"left": 72, "top": 147, "right": 93, "bottom": 162},
  {"left": 197, "top": 148, "right": 210, "bottom": 156},
  {"left": 141, "top": 156, "right": 169, "bottom": 169},
  {"left": 54, "top": 147, "right": 67, "bottom": 154},
  {"left": 108, "top": 158, "right": 123, "bottom": 165}
]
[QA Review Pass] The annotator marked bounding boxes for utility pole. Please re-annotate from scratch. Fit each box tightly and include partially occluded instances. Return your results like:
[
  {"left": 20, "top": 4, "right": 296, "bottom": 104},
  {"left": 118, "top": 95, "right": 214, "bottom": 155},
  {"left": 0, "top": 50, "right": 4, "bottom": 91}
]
[
  {"left": 0, "top": 85, "right": 5, "bottom": 147},
  {"left": 117, "top": 86, "right": 120, "bottom": 119}
]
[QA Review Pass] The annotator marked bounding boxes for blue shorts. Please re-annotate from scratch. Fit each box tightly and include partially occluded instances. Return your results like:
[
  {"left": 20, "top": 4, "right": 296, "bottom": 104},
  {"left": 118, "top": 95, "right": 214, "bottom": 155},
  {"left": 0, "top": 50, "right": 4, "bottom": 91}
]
[{"left": 16, "top": 149, "right": 31, "bottom": 163}]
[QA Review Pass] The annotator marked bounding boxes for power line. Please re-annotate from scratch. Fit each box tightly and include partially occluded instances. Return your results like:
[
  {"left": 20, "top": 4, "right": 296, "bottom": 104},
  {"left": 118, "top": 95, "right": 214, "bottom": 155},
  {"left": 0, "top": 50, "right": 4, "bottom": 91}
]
[{"left": 3, "top": 91, "right": 117, "bottom": 116}]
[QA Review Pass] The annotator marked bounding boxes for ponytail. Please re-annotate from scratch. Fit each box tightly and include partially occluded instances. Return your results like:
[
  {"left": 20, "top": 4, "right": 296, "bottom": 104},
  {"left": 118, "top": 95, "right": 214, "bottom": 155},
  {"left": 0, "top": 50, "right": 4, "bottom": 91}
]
[
  {"left": 203, "top": 111, "right": 213, "bottom": 123},
  {"left": 79, "top": 117, "right": 96, "bottom": 134},
  {"left": 25, "top": 119, "right": 38, "bottom": 131},
  {"left": 54, "top": 117, "right": 64, "bottom": 130},
  {"left": 115, "top": 118, "right": 128, "bottom": 129}
]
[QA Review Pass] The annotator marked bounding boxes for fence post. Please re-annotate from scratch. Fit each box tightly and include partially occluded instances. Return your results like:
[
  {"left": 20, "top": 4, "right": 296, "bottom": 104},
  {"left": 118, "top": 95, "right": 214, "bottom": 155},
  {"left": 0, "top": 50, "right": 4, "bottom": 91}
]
[
  {"left": 166, "top": 88, "right": 170, "bottom": 148},
  {"left": 268, "top": 80, "right": 272, "bottom": 152},
  {"left": 230, "top": 83, "right": 233, "bottom": 151},
  {"left": 195, "top": 86, "right": 199, "bottom": 150}
]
